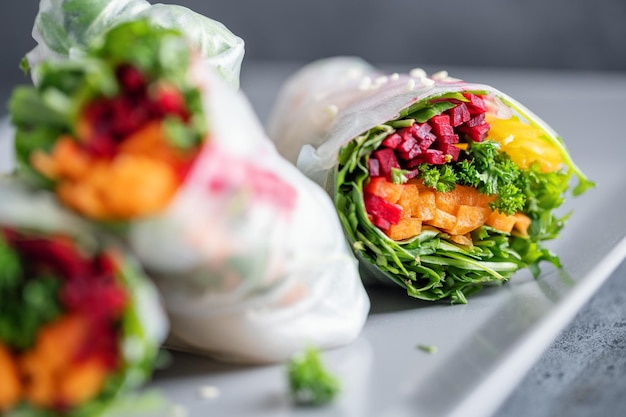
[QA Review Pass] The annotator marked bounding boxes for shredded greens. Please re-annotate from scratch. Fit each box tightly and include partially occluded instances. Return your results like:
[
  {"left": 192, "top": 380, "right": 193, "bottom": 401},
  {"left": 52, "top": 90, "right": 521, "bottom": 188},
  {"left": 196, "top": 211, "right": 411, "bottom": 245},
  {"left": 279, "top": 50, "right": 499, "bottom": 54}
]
[
  {"left": 335, "top": 91, "right": 591, "bottom": 303},
  {"left": 287, "top": 347, "right": 341, "bottom": 406}
]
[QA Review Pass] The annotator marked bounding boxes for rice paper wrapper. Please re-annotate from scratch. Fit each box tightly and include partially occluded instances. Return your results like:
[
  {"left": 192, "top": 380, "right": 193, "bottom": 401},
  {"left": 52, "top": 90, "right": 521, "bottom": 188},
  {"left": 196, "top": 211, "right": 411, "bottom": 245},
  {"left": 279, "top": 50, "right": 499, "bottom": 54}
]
[
  {"left": 267, "top": 56, "right": 579, "bottom": 193},
  {"left": 127, "top": 67, "right": 370, "bottom": 364},
  {"left": 26, "top": 0, "right": 245, "bottom": 88}
]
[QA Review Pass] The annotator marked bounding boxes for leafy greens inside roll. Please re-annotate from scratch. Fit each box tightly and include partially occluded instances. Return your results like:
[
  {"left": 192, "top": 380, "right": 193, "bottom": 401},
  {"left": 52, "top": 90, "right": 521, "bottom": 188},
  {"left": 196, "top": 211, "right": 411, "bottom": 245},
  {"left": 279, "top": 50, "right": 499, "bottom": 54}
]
[
  {"left": 10, "top": 19, "right": 209, "bottom": 221},
  {"left": 335, "top": 89, "right": 594, "bottom": 303}
]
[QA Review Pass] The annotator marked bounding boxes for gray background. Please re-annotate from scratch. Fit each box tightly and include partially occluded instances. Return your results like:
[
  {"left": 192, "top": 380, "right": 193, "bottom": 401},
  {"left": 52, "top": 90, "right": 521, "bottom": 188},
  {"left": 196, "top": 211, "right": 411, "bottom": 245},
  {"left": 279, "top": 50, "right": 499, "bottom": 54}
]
[{"left": 1, "top": 1, "right": 625, "bottom": 110}]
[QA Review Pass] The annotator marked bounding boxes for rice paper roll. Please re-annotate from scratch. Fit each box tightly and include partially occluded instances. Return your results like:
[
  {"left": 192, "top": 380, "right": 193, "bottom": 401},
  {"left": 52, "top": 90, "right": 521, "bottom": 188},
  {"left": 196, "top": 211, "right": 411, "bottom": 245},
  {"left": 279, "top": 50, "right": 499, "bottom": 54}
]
[
  {"left": 25, "top": 0, "right": 244, "bottom": 89},
  {"left": 0, "top": 178, "right": 167, "bottom": 416},
  {"left": 10, "top": 22, "right": 368, "bottom": 363},
  {"left": 267, "top": 57, "right": 595, "bottom": 304}
]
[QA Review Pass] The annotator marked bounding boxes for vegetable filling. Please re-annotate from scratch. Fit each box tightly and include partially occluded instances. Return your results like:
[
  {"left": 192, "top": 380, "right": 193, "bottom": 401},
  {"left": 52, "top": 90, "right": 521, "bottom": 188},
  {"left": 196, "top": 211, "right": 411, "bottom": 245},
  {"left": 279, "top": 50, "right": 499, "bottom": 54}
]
[
  {"left": 11, "top": 20, "right": 207, "bottom": 221},
  {"left": 335, "top": 91, "right": 589, "bottom": 303},
  {"left": 0, "top": 227, "right": 128, "bottom": 413}
]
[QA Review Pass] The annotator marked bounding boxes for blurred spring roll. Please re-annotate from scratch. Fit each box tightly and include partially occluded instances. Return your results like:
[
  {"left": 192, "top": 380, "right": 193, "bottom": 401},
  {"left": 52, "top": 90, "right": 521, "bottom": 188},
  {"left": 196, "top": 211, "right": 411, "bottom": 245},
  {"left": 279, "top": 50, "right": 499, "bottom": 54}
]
[
  {"left": 25, "top": 0, "right": 245, "bottom": 89},
  {"left": 268, "top": 57, "right": 595, "bottom": 304},
  {"left": 10, "top": 20, "right": 369, "bottom": 363},
  {"left": 0, "top": 179, "right": 167, "bottom": 416}
]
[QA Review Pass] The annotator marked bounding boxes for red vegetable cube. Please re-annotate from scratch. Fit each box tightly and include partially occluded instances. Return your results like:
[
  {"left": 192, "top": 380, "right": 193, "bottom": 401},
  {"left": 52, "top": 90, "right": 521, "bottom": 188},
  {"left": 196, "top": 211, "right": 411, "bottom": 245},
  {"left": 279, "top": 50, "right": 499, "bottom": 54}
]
[
  {"left": 458, "top": 123, "right": 491, "bottom": 142},
  {"left": 398, "top": 143, "right": 422, "bottom": 160},
  {"left": 417, "top": 132, "right": 437, "bottom": 150},
  {"left": 411, "top": 122, "right": 433, "bottom": 140},
  {"left": 462, "top": 93, "right": 488, "bottom": 116},
  {"left": 429, "top": 114, "right": 455, "bottom": 136},
  {"left": 434, "top": 143, "right": 461, "bottom": 161},
  {"left": 437, "top": 134, "right": 459, "bottom": 144},
  {"left": 447, "top": 103, "right": 471, "bottom": 127},
  {"left": 382, "top": 133, "right": 403, "bottom": 149},
  {"left": 368, "top": 157, "right": 380, "bottom": 177},
  {"left": 364, "top": 193, "right": 403, "bottom": 229},
  {"left": 465, "top": 113, "right": 486, "bottom": 127},
  {"left": 372, "top": 148, "right": 400, "bottom": 180},
  {"left": 407, "top": 149, "right": 447, "bottom": 167},
  {"left": 397, "top": 137, "right": 418, "bottom": 153}
]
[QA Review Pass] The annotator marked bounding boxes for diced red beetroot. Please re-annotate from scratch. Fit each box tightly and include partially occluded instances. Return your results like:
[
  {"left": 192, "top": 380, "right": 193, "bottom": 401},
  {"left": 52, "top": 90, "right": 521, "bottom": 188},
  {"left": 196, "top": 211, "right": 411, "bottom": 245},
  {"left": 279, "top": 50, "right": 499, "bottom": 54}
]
[
  {"left": 84, "top": 134, "right": 117, "bottom": 158},
  {"left": 398, "top": 143, "right": 422, "bottom": 160},
  {"left": 417, "top": 132, "right": 437, "bottom": 150},
  {"left": 437, "top": 134, "right": 459, "bottom": 144},
  {"left": 11, "top": 237, "right": 90, "bottom": 281},
  {"left": 465, "top": 113, "right": 486, "bottom": 127},
  {"left": 462, "top": 93, "right": 488, "bottom": 116},
  {"left": 372, "top": 215, "right": 391, "bottom": 231},
  {"left": 435, "top": 143, "right": 461, "bottom": 161},
  {"left": 428, "top": 114, "right": 454, "bottom": 136},
  {"left": 372, "top": 148, "right": 400, "bottom": 180},
  {"left": 154, "top": 86, "right": 189, "bottom": 121},
  {"left": 368, "top": 157, "right": 380, "bottom": 177},
  {"left": 458, "top": 123, "right": 491, "bottom": 142},
  {"left": 447, "top": 103, "right": 471, "bottom": 127},
  {"left": 382, "top": 133, "right": 403, "bottom": 149},
  {"left": 116, "top": 64, "right": 146, "bottom": 95},
  {"left": 411, "top": 122, "right": 433, "bottom": 140},
  {"left": 397, "top": 137, "right": 418, "bottom": 153},
  {"left": 364, "top": 193, "right": 402, "bottom": 228},
  {"left": 407, "top": 149, "right": 447, "bottom": 167},
  {"left": 404, "top": 169, "right": 419, "bottom": 180}
]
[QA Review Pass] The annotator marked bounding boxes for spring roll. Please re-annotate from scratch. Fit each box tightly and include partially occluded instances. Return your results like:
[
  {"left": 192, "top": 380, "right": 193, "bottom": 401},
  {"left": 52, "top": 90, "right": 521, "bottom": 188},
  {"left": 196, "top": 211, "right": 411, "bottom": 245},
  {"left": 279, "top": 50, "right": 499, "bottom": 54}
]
[
  {"left": 268, "top": 57, "right": 595, "bottom": 304},
  {"left": 10, "top": 20, "right": 369, "bottom": 363},
  {"left": 0, "top": 179, "right": 167, "bottom": 416},
  {"left": 25, "top": 0, "right": 244, "bottom": 89}
]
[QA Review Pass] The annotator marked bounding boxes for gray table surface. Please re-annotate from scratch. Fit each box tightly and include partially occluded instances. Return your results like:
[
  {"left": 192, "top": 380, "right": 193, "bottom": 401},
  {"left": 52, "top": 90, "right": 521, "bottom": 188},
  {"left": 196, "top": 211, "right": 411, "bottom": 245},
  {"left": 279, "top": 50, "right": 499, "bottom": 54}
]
[{"left": 1, "top": 61, "right": 625, "bottom": 417}]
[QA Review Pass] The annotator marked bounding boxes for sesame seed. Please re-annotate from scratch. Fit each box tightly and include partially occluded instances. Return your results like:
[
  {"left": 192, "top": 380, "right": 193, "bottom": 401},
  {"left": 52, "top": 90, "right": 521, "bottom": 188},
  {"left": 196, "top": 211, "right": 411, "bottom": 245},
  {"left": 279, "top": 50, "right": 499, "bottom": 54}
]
[
  {"left": 325, "top": 104, "right": 339, "bottom": 119},
  {"left": 420, "top": 77, "right": 435, "bottom": 87},
  {"left": 410, "top": 68, "right": 427, "bottom": 79},
  {"left": 358, "top": 76, "right": 372, "bottom": 90},
  {"left": 431, "top": 71, "right": 449, "bottom": 80},
  {"left": 390, "top": 73, "right": 400, "bottom": 81},
  {"left": 406, "top": 79, "right": 416, "bottom": 91},
  {"left": 375, "top": 76, "right": 389, "bottom": 85}
]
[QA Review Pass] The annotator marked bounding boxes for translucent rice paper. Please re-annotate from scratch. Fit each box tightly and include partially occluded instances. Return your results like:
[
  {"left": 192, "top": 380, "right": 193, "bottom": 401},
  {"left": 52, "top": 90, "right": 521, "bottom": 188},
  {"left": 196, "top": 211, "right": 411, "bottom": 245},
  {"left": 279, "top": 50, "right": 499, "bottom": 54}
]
[
  {"left": 126, "top": 64, "right": 370, "bottom": 364},
  {"left": 266, "top": 56, "right": 561, "bottom": 193},
  {"left": 0, "top": 178, "right": 169, "bottom": 389},
  {"left": 0, "top": 116, "right": 14, "bottom": 175},
  {"left": 26, "top": 0, "right": 245, "bottom": 88}
]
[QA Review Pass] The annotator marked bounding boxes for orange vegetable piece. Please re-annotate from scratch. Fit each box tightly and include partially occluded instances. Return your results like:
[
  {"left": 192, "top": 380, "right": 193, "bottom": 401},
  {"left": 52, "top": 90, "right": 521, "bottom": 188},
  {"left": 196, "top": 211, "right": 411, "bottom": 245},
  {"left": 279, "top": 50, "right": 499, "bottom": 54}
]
[
  {"left": 513, "top": 212, "right": 532, "bottom": 236},
  {"left": 425, "top": 208, "right": 457, "bottom": 231},
  {"left": 58, "top": 358, "right": 109, "bottom": 408},
  {"left": 0, "top": 343, "right": 21, "bottom": 412},
  {"left": 36, "top": 315, "right": 87, "bottom": 370},
  {"left": 58, "top": 154, "right": 178, "bottom": 220},
  {"left": 416, "top": 190, "right": 436, "bottom": 221},
  {"left": 449, "top": 234, "right": 473, "bottom": 246},
  {"left": 19, "top": 350, "right": 56, "bottom": 408},
  {"left": 364, "top": 177, "right": 404, "bottom": 204},
  {"left": 397, "top": 184, "right": 420, "bottom": 218},
  {"left": 448, "top": 205, "right": 490, "bottom": 235},
  {"left": 386, "top": 218, "right": 422, "bottom": 241},
  {"left": 486, "top": 210, "right": 517, "bottom": 233}
]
